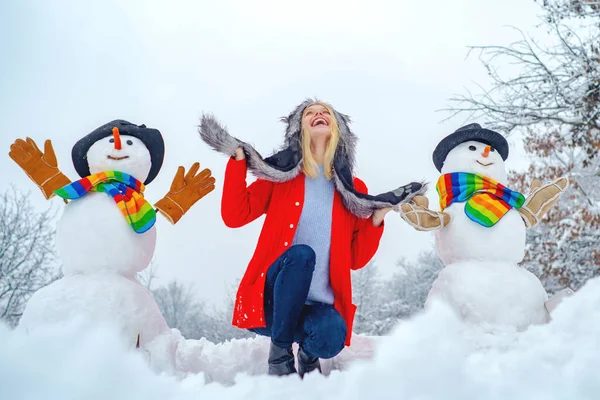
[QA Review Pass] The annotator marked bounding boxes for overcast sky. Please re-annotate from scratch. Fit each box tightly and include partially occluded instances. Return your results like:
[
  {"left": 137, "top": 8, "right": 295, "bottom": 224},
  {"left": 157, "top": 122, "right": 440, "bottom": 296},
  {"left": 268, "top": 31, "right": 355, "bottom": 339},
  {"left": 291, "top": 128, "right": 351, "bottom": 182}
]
[{"left": 0, "top": 0, "right": 542, "bottom": 304}]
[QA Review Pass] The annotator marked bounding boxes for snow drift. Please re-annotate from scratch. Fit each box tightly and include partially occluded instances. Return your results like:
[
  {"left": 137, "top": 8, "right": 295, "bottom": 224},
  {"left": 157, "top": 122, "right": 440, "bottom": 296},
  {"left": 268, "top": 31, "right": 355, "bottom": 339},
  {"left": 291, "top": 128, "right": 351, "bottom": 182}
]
[{"left": 2, "top": 277, "right": 600, "bottom": 400}]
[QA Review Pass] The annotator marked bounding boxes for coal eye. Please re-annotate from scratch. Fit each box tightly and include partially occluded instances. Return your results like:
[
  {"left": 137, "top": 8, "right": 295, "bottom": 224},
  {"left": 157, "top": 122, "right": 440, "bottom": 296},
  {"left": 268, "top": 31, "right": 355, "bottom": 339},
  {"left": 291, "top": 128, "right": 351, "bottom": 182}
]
[
  {"left": 469, "top": 145, "right": 477, "bottom": 151},
  {"left": 490, "top": 147, "right": 496, "bottom": 152},
  {"left": 127, "top": 140, "right": 133, "bottom": 146},
  {"left": 109, "top": 138, "right": 114, "bottom": 143}
]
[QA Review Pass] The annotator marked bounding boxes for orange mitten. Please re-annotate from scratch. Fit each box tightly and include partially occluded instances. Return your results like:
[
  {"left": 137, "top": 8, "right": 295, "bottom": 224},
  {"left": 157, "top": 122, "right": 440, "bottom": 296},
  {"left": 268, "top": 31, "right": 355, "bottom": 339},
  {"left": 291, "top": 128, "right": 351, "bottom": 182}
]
[
  {"left": 9, "top": 137, "right": 71, "bottom": 200},
  {"left": 155, "top": 162, "right": 216, "bottom": 224},
  {"left": 399, "top": 195, "right": 451, "bottom": 231}
]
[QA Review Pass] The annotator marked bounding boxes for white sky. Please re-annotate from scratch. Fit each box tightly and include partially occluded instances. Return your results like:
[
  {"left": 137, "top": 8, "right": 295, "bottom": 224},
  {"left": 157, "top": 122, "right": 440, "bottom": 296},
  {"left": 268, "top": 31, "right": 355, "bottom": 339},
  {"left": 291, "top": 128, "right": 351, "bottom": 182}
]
[{"left": 0, "top": 0, "right": 541, "bottom": 304}]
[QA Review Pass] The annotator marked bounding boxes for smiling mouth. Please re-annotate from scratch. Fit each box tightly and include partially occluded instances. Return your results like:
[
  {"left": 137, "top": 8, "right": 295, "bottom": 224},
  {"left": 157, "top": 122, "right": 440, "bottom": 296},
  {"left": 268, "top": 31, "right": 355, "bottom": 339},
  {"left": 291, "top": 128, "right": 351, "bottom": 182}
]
[
  {"left": 107, "top": 155, "right": 129, "bottom": 161},
  {"left": 476, "top": 161, "right": 494, "bottom": 167},
  {"left": 311, "top": 118, "right": 328, "bottom": 127}
]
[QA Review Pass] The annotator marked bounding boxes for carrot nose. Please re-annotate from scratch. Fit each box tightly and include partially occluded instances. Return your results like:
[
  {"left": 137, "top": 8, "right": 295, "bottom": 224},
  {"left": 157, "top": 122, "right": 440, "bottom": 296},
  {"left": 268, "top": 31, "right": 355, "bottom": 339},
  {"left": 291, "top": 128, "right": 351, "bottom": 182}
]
[
  {"left": 112, "top": 127, "right": 122, "bottom": 150},
  {"left": 482, "top": 145, "right": 491, "bottom": 158}
]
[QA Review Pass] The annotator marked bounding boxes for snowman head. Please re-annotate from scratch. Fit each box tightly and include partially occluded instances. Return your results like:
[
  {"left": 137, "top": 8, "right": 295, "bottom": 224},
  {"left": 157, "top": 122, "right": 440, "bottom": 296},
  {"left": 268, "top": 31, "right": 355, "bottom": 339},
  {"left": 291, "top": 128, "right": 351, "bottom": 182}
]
[
  {"left": 433, "top": 123, "right": 510, "bottom": 183},
  {"left": 441, "top": 140, "right": 508, "bottom": 183},
  {"left": 72, "top": 120, "right": 165, "bottom": 184},
  {"left": 86, "top": 130, "right": 152, "bottom": 182}
]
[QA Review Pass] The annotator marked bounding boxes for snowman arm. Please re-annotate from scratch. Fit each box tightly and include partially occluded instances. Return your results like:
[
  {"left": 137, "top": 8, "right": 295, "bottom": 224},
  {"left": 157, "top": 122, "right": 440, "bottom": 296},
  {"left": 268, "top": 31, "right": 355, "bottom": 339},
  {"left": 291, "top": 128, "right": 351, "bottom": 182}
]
[
  {"left": 154, "top": 163, "right": 216, "bottom": 224},
  {"left": 8, "top": 137, "right": 71, "bottom": 200},
  {"left": 398, "top": 202, "right": 450, "bottom": 232},
  {"left": 517, "top": 177, "right": 568, "bottom": 228}
]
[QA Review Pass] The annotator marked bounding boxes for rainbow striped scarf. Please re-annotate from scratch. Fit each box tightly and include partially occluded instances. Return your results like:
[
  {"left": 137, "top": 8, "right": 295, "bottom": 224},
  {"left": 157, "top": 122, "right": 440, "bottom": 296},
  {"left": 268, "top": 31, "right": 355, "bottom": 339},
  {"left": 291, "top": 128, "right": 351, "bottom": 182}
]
[
  {"left": 436, "top": 172, "right": 525, "bottom": 227},
  {"left": 54, "top": 171, "right": 156, "bottom": 234}
]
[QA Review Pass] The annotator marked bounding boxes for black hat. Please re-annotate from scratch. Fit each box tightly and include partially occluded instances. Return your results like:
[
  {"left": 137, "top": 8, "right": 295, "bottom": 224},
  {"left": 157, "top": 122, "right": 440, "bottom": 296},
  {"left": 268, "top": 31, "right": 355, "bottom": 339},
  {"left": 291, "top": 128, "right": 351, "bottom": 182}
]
[
  {"left": 432, "top": 123, "right": 509, "bottom": 172},
  {"left": 72, "top": 119, "right": 165, "bottom": 184}
]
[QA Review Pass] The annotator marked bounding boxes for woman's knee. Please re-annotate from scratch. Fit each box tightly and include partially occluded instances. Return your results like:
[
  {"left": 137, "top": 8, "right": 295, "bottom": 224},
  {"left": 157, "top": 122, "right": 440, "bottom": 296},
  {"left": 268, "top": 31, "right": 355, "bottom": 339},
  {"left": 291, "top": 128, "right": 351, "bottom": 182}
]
[
  {"left": 302, "top": 307, "right": 347, "bottom": 359},
  {"left": 284, "top": 244, "right": 316, "bottom": 268}
]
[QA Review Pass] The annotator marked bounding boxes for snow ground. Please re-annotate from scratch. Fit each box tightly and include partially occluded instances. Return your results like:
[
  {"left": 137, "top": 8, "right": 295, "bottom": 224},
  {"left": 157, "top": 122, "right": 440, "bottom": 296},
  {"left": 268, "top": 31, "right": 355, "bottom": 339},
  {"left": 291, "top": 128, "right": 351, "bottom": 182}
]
[{"left": 2, "top": 278, "right": 600, "bottom": 400}]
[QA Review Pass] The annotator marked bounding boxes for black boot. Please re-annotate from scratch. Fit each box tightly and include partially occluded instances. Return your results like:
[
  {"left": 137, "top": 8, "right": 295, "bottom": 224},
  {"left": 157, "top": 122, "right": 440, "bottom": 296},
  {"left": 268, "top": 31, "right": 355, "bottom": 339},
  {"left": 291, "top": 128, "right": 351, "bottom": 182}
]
[
  {"left": 268, "top": 342, "right": 297, "bottom": 376},
  {"left": 298, "top": 347, "right": 321, "bottom": 378}
]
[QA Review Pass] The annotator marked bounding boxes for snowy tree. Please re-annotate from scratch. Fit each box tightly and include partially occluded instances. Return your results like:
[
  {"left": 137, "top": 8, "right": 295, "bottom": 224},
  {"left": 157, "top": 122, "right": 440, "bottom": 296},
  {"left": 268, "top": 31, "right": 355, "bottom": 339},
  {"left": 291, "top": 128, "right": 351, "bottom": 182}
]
[
  {"left": 136, "top": 259, "right": 159, "bottom": 290},
  {"left": 512, "top": 164, "right": 600, "bottom": 293},
  {"left": 373, "top": 251, "right": 444, "bottom": 334},
  {"left": 208, "top": 282, "right": 255, "bottom": 342},
  {"left": 153, "top": 280, "right": 252, "bottom": 343},
  {"left": 0, "top": 187, "right": 61, "bottom": 326},
  {"left": 447, "top": 0, "right": 600, "bottom": 145},
  {"left": 352, "top": 252, "right": 443, "bottom": 335},
  {"left": 352, "top": 262, "right": 385, "bottom": 335},
  {"left": 447, "top": 0, "right": 600, "bottom": 293},
  {"left": 153, "top": 281, "right": 199, "bottom": 335}
]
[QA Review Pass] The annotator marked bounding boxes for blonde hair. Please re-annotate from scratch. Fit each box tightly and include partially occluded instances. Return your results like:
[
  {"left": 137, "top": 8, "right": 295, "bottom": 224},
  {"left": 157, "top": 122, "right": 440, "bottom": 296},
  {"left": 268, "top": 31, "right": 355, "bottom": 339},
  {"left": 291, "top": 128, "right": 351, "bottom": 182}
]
[{"left": 301, "top": 104, "right": 340, "bottom": 180}]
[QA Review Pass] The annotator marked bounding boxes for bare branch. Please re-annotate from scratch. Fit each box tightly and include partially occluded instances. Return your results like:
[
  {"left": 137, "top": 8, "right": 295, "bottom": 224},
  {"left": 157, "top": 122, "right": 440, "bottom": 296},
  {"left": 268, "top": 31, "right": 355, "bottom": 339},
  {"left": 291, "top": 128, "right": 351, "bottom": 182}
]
[{"left": 0, "top": 186, "right": 61, "bottom": 326}]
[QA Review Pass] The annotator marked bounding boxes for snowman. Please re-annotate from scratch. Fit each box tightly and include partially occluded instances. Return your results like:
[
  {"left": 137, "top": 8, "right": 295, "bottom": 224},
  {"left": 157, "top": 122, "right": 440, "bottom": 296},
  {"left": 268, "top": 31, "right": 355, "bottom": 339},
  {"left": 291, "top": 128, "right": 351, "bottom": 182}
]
[
  {"left": 8, "top": 120, "right": 215, "bottom": 349},
  {"left": 399, "top": 123, "right": 571, "bottom": 330}
]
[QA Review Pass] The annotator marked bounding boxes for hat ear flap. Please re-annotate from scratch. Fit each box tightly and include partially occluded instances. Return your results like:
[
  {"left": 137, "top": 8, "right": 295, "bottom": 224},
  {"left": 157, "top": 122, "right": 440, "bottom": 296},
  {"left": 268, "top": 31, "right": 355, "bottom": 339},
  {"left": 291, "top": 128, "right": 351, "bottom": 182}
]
[
  {"left": 283, "top": 104, "right": 307, "bottom": 141},
  {"left": 286, "top": 117, "right": 302, "bottom": 141}
]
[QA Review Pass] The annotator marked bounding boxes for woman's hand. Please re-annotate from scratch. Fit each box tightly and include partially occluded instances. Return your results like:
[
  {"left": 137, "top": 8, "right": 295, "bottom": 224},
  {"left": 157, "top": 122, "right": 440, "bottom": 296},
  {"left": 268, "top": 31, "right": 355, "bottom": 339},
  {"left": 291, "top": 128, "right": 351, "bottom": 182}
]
[
  {"left": 234, "top": 147, "right": 245, "bottom": 161},
  {"left": 372, "top": 207, "right": 392, "bottom": 227}
]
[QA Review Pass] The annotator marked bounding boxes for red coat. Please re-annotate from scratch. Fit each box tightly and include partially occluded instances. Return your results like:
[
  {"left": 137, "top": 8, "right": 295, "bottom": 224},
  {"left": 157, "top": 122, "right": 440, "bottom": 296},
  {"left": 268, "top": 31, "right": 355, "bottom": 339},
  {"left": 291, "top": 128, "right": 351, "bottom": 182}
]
[{"left": 222, "top": 158, "right": 384, "bottom": 346}]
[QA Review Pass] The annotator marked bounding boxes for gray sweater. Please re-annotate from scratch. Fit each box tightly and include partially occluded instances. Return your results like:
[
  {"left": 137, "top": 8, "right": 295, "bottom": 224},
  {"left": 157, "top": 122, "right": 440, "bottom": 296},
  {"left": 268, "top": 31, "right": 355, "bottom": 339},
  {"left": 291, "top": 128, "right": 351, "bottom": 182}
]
[{"left": 292, "top": 165, "right": 335, "bottom": 305}]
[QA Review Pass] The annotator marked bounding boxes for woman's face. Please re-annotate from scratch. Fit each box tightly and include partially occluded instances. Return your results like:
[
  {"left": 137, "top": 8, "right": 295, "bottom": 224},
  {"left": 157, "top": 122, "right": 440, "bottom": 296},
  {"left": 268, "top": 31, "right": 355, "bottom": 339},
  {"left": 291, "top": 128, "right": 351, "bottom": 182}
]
[{"left": 302, "top": 104, "right": 332, "bottom": 140}]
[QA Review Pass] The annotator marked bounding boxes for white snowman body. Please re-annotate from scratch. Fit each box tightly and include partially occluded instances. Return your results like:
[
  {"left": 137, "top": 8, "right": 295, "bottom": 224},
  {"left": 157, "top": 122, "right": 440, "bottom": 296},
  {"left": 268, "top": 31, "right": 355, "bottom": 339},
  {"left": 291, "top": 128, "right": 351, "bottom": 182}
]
[
  {"left": 56, "top": 134, "right": 156, "bottom": 277},
  {"left": 18, "top": 274, "right": 169, "bottom": 348},
  {"left": 19, "top": 133, "right": 170, "bottom": 348},
  {"left": 428, "top": 140, "right": 549, "bottom": 329}
]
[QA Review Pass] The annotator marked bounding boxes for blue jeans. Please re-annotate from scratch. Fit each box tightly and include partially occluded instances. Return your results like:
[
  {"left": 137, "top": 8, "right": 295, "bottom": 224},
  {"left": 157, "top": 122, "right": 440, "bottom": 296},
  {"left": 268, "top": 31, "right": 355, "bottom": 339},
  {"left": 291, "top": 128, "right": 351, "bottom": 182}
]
[{"left": 250, "top": 245, "right": 347, "bottom": 359}]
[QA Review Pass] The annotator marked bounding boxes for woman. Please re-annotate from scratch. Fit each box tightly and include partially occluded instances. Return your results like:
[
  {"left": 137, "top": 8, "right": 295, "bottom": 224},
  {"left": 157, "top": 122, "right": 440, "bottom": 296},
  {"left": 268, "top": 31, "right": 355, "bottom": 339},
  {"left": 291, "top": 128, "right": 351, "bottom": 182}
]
[{"left": 200, "top": 100, "right": 425, "bottom": 377}]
